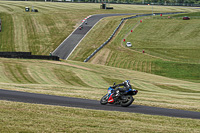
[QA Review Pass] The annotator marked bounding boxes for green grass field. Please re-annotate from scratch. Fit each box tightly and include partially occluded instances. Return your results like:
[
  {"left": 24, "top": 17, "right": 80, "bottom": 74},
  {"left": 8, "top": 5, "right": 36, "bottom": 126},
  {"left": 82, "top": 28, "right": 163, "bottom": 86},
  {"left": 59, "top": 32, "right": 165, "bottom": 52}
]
[
  {"left": 0, "top": 1, "right": 199, "bottom": 55},
  {"left": 69, "top": 13, "right": 200, "bottom": 82},
  {"left": 0, "top": 1, "right": 200, "bottom": 132},
  {"left": 0, "top": 100, "right": 200, "bottom": 133}
]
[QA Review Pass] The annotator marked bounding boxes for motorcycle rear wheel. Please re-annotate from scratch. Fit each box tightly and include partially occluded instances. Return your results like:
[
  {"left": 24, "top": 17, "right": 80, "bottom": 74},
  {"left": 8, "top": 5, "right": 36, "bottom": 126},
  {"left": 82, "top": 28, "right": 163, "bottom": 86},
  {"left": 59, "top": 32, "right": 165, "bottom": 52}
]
[
  {"left": 100, "top": 95, "right": 108, "bottom": 105},
  {"left": 120, "top": 95, "right": 134, "bottom": 107}
]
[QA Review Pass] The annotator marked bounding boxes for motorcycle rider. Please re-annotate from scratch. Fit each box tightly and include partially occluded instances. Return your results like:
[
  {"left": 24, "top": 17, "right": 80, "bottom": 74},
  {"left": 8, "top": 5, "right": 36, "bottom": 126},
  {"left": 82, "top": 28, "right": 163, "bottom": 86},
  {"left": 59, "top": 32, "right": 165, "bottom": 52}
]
[{"left": 112, "top": 80, "right": 132, "bottom": 97}]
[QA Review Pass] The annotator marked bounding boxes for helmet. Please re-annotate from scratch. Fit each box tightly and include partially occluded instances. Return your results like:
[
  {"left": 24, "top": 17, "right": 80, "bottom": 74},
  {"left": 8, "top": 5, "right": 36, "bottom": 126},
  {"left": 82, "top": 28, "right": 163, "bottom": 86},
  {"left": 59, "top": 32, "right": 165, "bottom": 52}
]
[
  {"left": 124, "top": 80, "right": 130, "bottom": 86},
  {"left": 125, "top": 80, "right": 130, "bottom": 84},
  {"left": 124, "top": 80, "right": 131, "bottom": 89}
]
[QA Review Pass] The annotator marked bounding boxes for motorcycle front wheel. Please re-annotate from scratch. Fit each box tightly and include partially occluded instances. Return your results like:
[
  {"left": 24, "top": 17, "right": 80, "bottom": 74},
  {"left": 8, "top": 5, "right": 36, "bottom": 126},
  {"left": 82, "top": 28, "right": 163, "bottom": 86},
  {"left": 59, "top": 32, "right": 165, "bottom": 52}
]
[
  {"left": 100, "top": 95, "right": 108, "bottom": 105},
  {"left": 120, "top": 95, "right": 134, "bottom": 107}
]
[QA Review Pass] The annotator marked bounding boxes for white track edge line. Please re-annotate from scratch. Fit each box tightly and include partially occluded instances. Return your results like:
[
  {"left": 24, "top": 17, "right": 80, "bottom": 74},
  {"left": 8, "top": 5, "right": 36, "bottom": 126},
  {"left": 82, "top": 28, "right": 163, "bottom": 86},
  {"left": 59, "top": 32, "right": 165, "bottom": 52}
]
[
  {"left": 52, "top": 15, "right": 93, "bottom": 55},
  {"left": 65, "top": 17, "right": 104, "bottom": 60}
]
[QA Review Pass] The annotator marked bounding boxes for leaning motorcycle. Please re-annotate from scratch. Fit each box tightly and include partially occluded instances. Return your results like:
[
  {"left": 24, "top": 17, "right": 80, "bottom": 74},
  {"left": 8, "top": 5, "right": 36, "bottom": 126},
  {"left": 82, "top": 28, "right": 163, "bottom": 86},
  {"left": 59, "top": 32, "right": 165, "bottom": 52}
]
[{"left": 100, "top": 83, "right": 138, "bottom": 107}]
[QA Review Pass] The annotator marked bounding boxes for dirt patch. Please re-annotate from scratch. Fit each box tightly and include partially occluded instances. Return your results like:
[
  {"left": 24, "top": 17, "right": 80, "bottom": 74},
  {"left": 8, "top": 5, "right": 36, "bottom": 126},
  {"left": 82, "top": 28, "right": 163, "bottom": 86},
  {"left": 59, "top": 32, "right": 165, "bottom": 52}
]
[{"left": 90, "top": 48, "right": 111, "bottom": 65}]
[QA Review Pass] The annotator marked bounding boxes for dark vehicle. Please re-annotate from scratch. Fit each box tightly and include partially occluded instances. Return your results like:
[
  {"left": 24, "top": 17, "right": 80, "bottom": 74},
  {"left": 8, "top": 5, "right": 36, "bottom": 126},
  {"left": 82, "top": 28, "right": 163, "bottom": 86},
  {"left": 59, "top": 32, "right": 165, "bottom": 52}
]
[
  {"left": 100, "top": 83, "right": 138, "bottom": 107},
  {"left": 79, "top": 25, "right": 83, "bottom": 30},
  {"left": 183, "top": 16, "right": 190, "bottom": 20}
]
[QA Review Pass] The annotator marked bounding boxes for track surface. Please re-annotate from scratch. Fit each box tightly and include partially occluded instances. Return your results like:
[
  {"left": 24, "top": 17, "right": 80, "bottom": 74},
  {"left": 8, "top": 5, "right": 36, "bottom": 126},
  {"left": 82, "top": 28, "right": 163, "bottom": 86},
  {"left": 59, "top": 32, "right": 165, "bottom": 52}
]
[
  {"left": 52, "top": 13, "right": 135, "bottom": 59},
  {"left": 0, "top": 89, "right": 200, "bottom": 119}
]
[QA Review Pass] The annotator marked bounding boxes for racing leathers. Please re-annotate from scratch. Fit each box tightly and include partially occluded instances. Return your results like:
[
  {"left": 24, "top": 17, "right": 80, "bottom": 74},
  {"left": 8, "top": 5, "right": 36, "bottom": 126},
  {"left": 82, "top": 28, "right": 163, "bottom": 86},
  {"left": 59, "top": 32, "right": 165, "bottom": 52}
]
[{"left": 112, "top": 80, "right": 132, "bottom": 97}]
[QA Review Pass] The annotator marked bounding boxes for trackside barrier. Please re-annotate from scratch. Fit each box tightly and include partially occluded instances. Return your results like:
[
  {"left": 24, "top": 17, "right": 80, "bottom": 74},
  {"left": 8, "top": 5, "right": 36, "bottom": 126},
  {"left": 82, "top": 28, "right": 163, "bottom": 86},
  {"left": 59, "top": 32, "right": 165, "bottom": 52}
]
[
  {"left": 0, "top": 52, "right": 60, "bottom": 61},
  {"left": 83, "top": 19, "right": 124, "bottom": 62},
  {"left": 0, "top": 52, "right": 31, "bottom": 56},
  {"left": 84, "top": 12, "right": 184, "bottom": 62}
]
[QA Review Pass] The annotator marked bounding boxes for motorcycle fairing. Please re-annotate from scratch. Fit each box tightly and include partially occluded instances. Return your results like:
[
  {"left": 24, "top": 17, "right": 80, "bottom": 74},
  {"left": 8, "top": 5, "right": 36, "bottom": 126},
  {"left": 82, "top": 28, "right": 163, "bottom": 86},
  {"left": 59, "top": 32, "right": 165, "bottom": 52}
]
[
  {"left": 107, "top": 87, "right": 115, "bottom": 103},
  {"left": 108, "top": 94, "right": 114, "bottom": 103}
]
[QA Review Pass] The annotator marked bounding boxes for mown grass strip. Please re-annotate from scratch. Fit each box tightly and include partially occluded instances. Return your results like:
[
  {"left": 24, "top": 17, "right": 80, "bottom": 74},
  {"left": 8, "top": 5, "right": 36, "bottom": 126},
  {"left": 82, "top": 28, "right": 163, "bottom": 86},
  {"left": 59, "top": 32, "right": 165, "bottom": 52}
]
[
  {"left": 0, "top": 100, "right": 200, "bottom": 133},
  {"left": 155, "top": 84, "right": 200, "bottom": 93},
  {"left": 151, "top": 60, "right": 200, "bottom": 83},
  {"left": 3, "top": 62, "right": 37, "bottom": 84},
  {"left": 53, "top": 68, "right": 90, "bottom": 87},
  {"left": 0, "top": 12, "right": 14, "bottom": 51}
]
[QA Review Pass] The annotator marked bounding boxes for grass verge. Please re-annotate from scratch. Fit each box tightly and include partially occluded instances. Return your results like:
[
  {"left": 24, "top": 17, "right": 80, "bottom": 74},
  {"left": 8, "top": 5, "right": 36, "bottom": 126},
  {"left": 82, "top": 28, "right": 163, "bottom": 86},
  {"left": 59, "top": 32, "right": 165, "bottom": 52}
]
[{"left": 0, "top": 100, "right": 200, "bottom": 133}]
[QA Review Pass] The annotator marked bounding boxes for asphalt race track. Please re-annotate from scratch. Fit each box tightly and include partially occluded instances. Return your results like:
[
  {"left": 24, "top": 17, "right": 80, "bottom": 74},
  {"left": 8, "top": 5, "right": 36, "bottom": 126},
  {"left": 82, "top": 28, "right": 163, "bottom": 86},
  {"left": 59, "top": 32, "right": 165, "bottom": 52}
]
[
  {"left": 52, "top": 13, "right": 135, "bottom": 59},
  {"left": 0, "top": 89, "right": 200, "bottom": 119}
]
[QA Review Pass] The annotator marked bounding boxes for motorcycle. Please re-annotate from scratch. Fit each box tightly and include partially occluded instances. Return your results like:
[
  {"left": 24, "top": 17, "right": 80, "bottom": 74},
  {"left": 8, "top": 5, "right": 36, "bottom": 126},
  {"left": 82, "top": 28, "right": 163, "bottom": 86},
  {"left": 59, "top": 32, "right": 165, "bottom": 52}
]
[
  {"left": 100, "top": 83, "right": 138, "bottom": 107},
  {"left": 79, "top": 25, "right": 83, "bottom": 30}
]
